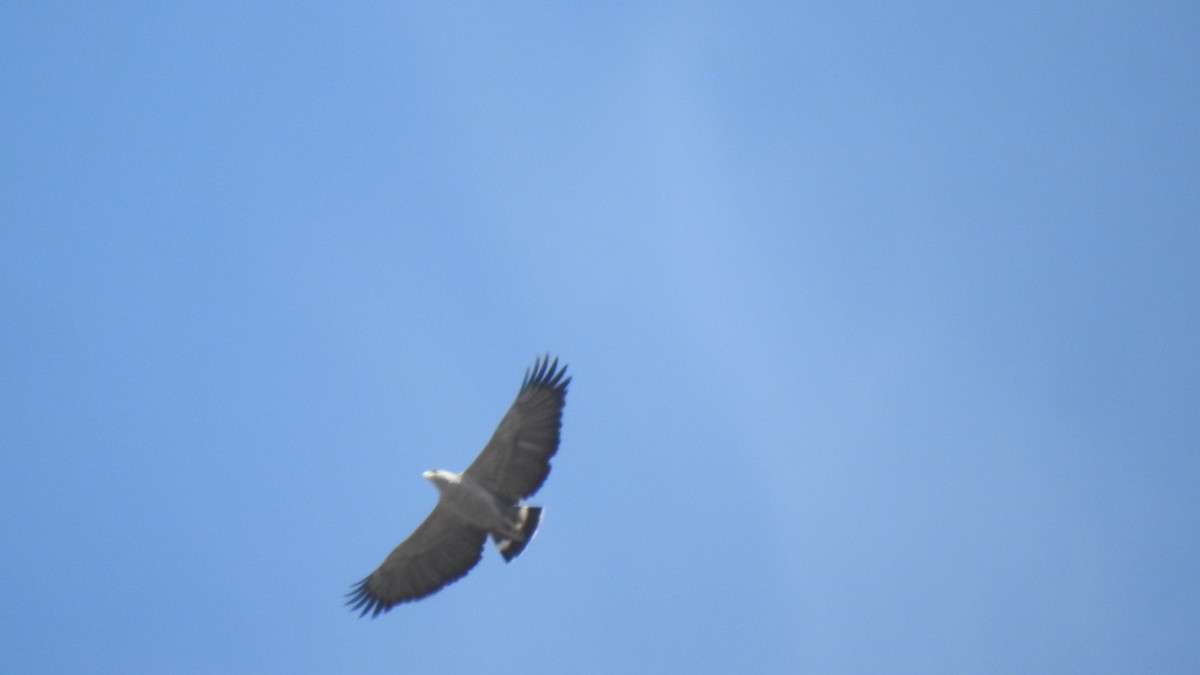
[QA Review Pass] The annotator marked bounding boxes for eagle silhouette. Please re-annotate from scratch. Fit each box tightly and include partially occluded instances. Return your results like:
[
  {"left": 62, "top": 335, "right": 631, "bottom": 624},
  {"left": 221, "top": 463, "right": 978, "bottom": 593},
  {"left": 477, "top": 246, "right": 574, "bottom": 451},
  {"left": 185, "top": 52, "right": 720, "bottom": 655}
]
[{"left": 348, "top": 356, "right": 569, "bottom": 617}]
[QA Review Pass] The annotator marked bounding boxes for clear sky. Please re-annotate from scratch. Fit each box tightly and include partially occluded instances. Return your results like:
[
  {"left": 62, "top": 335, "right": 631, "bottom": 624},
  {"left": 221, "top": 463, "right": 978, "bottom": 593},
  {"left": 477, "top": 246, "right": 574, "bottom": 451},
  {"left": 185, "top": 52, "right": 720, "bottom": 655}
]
[{"left": 3, "top": 3, "right": 1198, "bottom": 673}]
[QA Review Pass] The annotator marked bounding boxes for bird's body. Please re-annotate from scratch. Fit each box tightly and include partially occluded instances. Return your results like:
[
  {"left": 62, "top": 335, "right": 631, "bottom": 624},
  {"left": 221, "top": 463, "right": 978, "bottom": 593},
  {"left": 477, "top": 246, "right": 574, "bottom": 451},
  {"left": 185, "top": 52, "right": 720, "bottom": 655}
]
[
  {"left": 421, "top": 469, "right": 542, "bottom": 558},
  {"left": 422, "top": 470, "right": 507, "bottom": 530},
  {"left": 347, "top": 356, "right": 569, "bottom": 617}
]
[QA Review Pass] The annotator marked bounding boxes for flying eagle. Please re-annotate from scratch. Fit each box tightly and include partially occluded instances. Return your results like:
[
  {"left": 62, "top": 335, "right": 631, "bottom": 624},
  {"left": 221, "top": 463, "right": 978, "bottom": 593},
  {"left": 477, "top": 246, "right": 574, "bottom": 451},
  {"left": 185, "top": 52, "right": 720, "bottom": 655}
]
[{"left": 347, "top": 355, "right": 570, "bottom": 617}]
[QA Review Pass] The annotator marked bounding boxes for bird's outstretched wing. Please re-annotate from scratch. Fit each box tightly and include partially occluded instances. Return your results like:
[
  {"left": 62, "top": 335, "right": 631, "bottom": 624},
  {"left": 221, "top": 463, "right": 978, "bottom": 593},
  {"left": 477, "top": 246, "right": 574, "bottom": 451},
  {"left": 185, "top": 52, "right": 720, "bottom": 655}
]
[
  {"left": 347, "top": 505, "right": 488, "bottom": 617},
  {"left": 463, "top": 355, "right": 570, "bottom": 504}
]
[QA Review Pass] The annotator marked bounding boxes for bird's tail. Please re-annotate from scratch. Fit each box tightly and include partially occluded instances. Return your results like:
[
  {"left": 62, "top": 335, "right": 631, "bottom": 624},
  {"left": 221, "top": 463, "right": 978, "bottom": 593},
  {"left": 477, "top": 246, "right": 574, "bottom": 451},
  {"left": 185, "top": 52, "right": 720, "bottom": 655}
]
[{"left": 494, "top": 506, "right": 542, "bottom": 562}]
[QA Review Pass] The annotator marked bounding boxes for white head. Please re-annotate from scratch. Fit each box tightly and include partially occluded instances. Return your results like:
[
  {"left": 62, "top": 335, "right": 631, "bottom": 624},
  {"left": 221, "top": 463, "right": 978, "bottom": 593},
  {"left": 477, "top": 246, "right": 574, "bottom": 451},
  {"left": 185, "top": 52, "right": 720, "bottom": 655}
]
[{"left": 422, "top": 469, "right": 459, "bottom": 489}]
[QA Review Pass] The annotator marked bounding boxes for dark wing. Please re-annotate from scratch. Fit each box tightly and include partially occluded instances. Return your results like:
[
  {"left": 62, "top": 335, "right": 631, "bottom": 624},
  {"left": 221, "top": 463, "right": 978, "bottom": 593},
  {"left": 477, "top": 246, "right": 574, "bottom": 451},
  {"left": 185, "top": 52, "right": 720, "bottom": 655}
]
[
  {"left": 463, "top": 355, "right": 570, "bottom": 504},
  {"left": 347, "top": 504, "right": 488, "bottom": 617}
]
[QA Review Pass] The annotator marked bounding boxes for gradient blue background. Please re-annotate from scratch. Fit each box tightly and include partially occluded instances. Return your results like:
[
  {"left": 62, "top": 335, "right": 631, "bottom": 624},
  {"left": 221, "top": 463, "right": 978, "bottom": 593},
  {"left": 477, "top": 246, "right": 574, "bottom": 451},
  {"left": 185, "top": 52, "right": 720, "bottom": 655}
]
[{"left": 3, "top": 3, "right": 1198, "bottom": 673}]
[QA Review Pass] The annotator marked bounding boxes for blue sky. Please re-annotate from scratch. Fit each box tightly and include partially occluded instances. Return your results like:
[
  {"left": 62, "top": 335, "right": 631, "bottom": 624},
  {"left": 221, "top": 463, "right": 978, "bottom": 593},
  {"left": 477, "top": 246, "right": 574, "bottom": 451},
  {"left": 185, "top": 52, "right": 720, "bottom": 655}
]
[{"left": 3, "top": 3, "right": 1198, "bottom": 673}]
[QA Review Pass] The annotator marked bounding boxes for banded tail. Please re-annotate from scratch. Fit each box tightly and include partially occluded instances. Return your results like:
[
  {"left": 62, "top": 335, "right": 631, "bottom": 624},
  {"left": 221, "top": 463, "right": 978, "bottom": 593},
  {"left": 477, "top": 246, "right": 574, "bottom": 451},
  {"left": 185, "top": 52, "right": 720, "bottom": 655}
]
[{"left": 494, "top": 506, "right": 542, "bottom": 562}]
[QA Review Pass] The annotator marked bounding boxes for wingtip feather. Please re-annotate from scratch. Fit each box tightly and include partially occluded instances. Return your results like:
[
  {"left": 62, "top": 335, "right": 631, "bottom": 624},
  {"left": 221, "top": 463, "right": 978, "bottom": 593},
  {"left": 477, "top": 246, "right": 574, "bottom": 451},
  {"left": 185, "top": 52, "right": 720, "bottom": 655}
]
[{"left": 522, "top": 354, "right": 569, "bottom": 394}]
